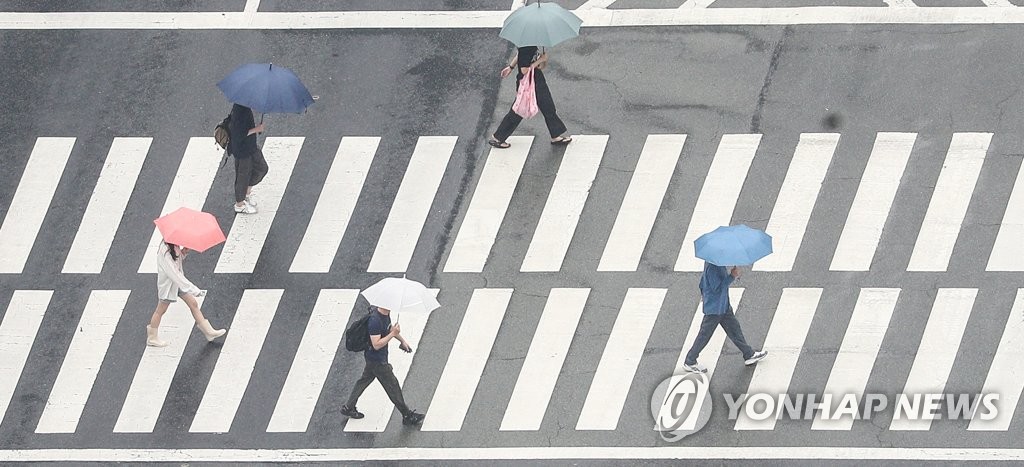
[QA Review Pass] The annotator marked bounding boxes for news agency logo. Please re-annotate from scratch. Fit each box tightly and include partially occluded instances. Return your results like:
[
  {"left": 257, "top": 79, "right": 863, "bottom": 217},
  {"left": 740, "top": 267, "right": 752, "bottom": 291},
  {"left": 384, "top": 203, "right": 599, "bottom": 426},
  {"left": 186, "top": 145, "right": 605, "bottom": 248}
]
[{"left": 650, "top": 373, "right": 713, "bottom": 441}]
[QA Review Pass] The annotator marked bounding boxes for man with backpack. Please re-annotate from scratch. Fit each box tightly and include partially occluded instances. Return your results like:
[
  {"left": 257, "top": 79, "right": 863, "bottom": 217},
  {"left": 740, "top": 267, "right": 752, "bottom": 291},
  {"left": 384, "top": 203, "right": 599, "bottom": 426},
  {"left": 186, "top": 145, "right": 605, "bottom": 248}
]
[
  {"left": 342, "top": 306, "right": 425, "bottom": 426},
  {"left": 226, "top": 103, "right": 268, "bottom": 214}
]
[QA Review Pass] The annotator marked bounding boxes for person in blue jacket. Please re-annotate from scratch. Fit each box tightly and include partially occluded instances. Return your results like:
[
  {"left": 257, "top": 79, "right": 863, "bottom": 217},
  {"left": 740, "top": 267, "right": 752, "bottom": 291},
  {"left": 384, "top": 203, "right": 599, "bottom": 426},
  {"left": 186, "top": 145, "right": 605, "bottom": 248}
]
[{"left": 682, "top": 262, "right": 768, "bottom": 373}]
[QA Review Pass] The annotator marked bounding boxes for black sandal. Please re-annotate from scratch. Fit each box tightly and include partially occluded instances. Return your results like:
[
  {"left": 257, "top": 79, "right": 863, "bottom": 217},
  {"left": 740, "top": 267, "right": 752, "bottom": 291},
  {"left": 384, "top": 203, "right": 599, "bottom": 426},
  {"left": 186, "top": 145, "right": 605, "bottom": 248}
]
[
  {"left": 550, "top": 136, "right": 573, "bottom": 145},
  {"left": 488, "top": 139, "right": 511, "bottom": 149}
]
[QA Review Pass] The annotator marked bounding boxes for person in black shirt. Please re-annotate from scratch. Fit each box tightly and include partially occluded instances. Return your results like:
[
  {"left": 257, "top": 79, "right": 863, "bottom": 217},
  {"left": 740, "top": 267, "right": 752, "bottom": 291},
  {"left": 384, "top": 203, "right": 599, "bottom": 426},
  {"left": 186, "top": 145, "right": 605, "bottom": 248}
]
[
  {"left": 227, "top": 104, "right": 269, "bottom": 214},
  {"left": 489, "top": 46, "right": 573, "bottom": 149}
]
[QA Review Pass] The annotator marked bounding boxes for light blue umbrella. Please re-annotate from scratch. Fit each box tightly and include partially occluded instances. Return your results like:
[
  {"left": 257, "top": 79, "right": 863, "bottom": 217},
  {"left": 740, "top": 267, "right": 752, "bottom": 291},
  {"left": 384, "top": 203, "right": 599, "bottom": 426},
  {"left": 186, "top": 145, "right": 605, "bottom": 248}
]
[
  {"left": 499, "top": 2, "right": 583, "bottom": 48},
  {"left": 694, "top": 225, "right": 773, "bottom": 267},
  {"left": 217, "top": 63, "right": 314, "bottom": 114}
]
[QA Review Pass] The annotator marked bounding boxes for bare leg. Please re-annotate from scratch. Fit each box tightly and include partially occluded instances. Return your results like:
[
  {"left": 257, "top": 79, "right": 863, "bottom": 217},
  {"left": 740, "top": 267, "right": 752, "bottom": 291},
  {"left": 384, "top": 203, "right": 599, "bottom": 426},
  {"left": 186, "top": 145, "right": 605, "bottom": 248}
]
[
  {"left": 180, "top": 293, "right": 206, "bottom": 323},
  {"left": 149, "top": 301, "right": 171, "bottom": 328}
]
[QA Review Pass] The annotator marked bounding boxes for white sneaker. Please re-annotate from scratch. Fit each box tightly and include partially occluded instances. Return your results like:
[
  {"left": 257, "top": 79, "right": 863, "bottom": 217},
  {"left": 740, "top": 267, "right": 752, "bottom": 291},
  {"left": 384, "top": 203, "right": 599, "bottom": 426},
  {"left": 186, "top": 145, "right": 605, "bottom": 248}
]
[
  {"left": 245, "top": 194, "right": 258, "bottom": 207},
  {"left": 234, "top": 201, "right": 257, "bottom": 214},
  {"left": 682, "top": 362, "right": 707, "bottom": 373},
  {"left": 744, "top": 350, "right": 768, "bottom": 365}
]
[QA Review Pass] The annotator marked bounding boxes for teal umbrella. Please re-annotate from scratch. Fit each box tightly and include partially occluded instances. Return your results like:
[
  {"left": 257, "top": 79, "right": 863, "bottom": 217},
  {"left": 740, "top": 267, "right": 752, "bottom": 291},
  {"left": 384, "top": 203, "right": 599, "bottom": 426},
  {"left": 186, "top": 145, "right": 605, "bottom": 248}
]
[{"left": 499, "top": 2, "right": 583, "bottom": 48}]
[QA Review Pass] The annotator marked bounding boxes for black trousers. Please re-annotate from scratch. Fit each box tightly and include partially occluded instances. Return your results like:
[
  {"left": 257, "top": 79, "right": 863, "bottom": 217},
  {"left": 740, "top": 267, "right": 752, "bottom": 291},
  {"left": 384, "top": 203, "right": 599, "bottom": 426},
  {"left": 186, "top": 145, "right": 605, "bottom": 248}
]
[
  {"left": 346, "top": 360, "right": 410, "bottom": 416},
  {"left": 233, "top": 147, "right": 269, "bottom": 203},
  {"left": 493, "top": 69, "right": 567, "bottom": 141}
]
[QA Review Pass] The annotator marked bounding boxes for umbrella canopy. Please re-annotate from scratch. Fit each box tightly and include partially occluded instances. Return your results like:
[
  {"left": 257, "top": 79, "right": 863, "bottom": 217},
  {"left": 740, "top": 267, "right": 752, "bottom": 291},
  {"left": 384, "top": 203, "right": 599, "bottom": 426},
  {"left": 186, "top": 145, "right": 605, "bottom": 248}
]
[
  {"left": 694, "top": 224, "right": 773, "bottom": 267},
  {"left": 217, "top": 63, "right": 315, "bottom": 114},
  {"left": 153, "top": 207, "right": 226, "bottom": 253},
  {"left": 499, "top": 2, "right": 583, "bottom": 48},
  {"left": 361, "top": 277, "right": 440, "bottom": 314}
]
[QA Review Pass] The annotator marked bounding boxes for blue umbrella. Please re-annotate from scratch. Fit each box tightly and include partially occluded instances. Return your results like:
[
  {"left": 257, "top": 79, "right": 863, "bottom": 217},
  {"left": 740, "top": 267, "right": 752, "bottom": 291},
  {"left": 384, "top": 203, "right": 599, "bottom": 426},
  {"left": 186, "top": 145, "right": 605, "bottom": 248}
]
[
  {"left": 694, "top": 225, "right": 773, "bottom": 267},
  {"left": 217, "top": 63, "right": 314, "bottom": 114},
  {"left": 499, "top": 2, "right": 583, "bottom": 48}
]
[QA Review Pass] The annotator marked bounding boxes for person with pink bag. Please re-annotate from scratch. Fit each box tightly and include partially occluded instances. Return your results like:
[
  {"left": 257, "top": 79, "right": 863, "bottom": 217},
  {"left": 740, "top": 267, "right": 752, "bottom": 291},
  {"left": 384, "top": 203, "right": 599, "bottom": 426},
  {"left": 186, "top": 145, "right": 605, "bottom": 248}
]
[{"left": 489, "top": 46, "right": 572, "bottom": 149}]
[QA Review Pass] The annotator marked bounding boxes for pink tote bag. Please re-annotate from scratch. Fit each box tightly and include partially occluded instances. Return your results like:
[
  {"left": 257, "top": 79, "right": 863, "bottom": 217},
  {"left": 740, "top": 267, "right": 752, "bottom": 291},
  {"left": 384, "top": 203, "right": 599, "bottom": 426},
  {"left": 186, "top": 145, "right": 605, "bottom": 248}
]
[{"left": 512, "top": 69, "right": 539, "bottom": 119}]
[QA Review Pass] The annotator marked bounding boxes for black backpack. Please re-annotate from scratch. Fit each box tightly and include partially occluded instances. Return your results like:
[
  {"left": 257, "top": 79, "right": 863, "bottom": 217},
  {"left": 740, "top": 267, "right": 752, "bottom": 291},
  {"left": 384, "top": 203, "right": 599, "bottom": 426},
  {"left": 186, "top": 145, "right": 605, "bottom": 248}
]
[{"left": 344, "top": 307, "right": 375, "bottom": 352}]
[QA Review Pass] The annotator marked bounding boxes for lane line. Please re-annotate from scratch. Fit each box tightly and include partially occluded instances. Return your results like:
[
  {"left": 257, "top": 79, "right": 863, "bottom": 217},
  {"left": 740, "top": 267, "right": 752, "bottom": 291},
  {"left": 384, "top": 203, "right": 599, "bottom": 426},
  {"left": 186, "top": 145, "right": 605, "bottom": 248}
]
[
  {"left": 890, "top": 288, "right": 976, "bottom": 431},
  {"left": 0, "top": 137, "right": 75, "bottom": 274},
  {"left": 115, "top": 296, "right": 205, "bottom": 433},
  {"left": 289, "top": 137, "right": 377, "bottom": 273},
  {"left": 521, "top": 135, "right": 607, "bottom": 272},
  {"left": 243, "top": 0, "right": 260, "bottom": 13},
  {"left": 190, "top": 289, "right": 282, "bottom": 433},
  {"left": 421, "top": 288, "right": 513, "bottom": 432},
  {"left": 63, "top": 137, "right": 151, "bottom": 274},
  {"left": 907, "top": 133, "right": 990, "bottom": 272},
  {"left": 675, "top": 134, "right": 760, "bottom": 272},
  {"left": 501, "top": 288, "right": 590, "bottom": 431},
  {"left": 578, "top": 0, "right": 617, "bottom": 9},
  {"left": 980, "top": 0, "right": 1013, "bottom": 6},
  {"left": 576, "top": 288, "right": 665, "bottom": 430},
  {"left": 268, "top": 289, "right": 357, "bottom": 433},
  {"left": 444, "top": 136, "right": 532, "bottom": 273},
  {"left": 883, "top": 0, "right": 918, "bottom": 7},
  {"left": 969, "top": 289, "right": 1024, "bottom": 431},
  {"left": 598, "top": 134, "right": 685, "bottom": 272},
  {"left": 829, "top": 132, "right": 916, "bottom": 271},
  {"left": 679, "top": 0, "right": 718, "bottom": 8},
  {"left": 35, "top": 290, "right": 131, "bottom": 433},
  {"left": 0, "top": 291, "right": 51, "bottom": 425},
  {"left": 753, "top": 133, "right": 839, "bottom": 272},
  {"left": 987, "top": 157, "right": 1024, "bottom": 271},
  {"left": 367, "top": 136, "right": 457, "bottom": 273}
]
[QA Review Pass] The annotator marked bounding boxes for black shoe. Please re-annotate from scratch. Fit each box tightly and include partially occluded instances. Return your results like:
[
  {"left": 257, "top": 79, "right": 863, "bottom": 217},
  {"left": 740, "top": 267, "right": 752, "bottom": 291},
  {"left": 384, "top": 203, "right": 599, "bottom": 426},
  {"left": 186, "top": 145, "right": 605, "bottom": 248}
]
[
  {"left": 341, "top": 405, "right": 364, "bottom": 419},
  {"left": 402, "top": 410, "right": 425, "bottom": 426}
]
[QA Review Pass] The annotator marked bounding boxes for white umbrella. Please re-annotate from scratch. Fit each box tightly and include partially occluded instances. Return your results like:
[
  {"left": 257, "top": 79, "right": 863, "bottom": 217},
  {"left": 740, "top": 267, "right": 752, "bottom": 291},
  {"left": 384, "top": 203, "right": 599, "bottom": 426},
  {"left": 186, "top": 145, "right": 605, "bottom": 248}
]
[{"left": 361, "top": 277, "right": 440, "bottom": 316}]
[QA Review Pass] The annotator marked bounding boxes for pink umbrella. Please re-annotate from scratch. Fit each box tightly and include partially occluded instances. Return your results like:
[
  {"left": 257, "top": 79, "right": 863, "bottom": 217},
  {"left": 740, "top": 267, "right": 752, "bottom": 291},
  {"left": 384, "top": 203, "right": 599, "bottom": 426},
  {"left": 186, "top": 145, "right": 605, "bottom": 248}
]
[{"left": 153, "top": 207, "right": 226, "bottom": 253}]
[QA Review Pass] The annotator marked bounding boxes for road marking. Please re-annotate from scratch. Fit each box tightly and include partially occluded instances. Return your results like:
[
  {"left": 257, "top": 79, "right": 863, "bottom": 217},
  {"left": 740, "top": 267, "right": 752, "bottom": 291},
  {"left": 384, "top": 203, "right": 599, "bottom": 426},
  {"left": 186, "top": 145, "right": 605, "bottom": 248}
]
[
  {"left": 421, "top": 288, "right": 512, "bottom": 432},
  {"left": 501, "top": 288, "right": 589, "bottom": 431},
  {"left": 679, "top": 0, "right": 718, "bottom": 8},
  {"left": 969, "top": 288, "right": 1024, "bottom": 431},
  {"left": 445, "top": 136, "right": 532, "bottom": 273},
  {"left": 576, "top": 288, "right": 665, "bottom": 430},
  {"left": 598, "top": 134, "right": 685, "bottom": 272},
  {"left": 190, "top": 289, "right": 282, "bottom": 433},
  {"left": 36, "top": 290, "right": 130, "bottom": 433},
  {"left": 63, "top": 138, "right": 150, "bottom": 274},
  {"left": 890, "top": 288, "right": 976, "bottom": 431},
  {"left": 0, "top": 291, "right": 50, "bottom": 425},
  {"left": 830, "top": 132, "right": 916, "bottom": 271},
  {"left": 735, "top": 288, "right": 821, "bottom": 431},
  {"left": 115, "top": 296, "right": 205, "bottom": 433},
  {"left": 0, "top": 137, "right": 74, "bottom": 274},
  {"left": 367, "top": 136, "right": 457, "bottom": 273},
  {"left": 521, "top": 135, "right": 607, "bottom": 272},
  {"left": 884, "top": 0, "right": 918, "bottom": 7},
  {"left": 812, "top": 288, "right": 900, "bottom": 431},
  {"left": 578, "top": 0, "right": 617, "bottom": 9},
  {"left": 216, "top": 137, "right": 303, "bottom": 273},
  {"left": 290, "top": 137, "right": 377, "bottom": 273},
  {"left": 907, "top": 133, "right": 990, "bottom": 272},
  {"left": 987, "top": 157, "right": 1024, "bottom": 271},
  {"left": 675, "top": 134, "right": 760, "bottom": 272},
  {"left": 243, "top": 0, "right": 260, "bottom": 13},
  {"left": 138, "top": 137, "right": 221, "bottom": 274},
  {"left": 268, "top": 289, "right": 356, "bottom": 433},
  {"left": 980, "top": 0, "right": 1014, "bottom": 6},
  {"left": 754, "top": 133, "right": 839, "bottom": 272}
]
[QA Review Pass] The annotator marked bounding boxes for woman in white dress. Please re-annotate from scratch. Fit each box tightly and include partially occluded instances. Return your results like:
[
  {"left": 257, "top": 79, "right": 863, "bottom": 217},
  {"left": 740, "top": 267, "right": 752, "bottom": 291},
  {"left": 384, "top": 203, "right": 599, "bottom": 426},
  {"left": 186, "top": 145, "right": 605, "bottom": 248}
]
[{"left": 146, "top": 241, "right": 227, "bottom": 347}]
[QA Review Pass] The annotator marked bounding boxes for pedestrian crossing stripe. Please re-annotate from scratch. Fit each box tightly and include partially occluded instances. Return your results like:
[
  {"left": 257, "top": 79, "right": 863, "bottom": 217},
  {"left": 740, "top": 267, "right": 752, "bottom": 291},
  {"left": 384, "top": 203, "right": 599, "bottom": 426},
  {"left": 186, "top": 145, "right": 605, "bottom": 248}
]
[
  {"left": 0, "top": 132, "right": 1020, "bottom": 277},
  {"left": 1, "top": 286, "right": 1022, "bottom": 435}
]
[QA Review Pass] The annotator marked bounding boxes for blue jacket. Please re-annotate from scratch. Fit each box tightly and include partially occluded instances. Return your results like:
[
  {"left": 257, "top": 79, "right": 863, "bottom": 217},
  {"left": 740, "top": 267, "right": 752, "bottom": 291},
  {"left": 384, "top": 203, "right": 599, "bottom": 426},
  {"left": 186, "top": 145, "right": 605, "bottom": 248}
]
[{"left": 699, "top": 262, "right": 733, "bottom": 315}]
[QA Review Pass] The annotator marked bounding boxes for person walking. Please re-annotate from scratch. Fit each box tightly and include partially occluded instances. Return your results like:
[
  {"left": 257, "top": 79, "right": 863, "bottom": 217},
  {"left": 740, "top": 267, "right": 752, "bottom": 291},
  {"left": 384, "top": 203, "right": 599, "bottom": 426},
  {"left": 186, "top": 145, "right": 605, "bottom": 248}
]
[
  {"left": 146, "top": 241, "right": 227, "bottom": 347},
  {"left": 340, "top": 306, "right": 425, "bottom": 426},
  {"left": 488, "top": 46, "right": 572, "bottom": 149},
  {"left": 227, "top": 103, "right": 268, "bottom": 214},
  {"left": 682, "top": 261, "right": 767, "bottom": 373}
]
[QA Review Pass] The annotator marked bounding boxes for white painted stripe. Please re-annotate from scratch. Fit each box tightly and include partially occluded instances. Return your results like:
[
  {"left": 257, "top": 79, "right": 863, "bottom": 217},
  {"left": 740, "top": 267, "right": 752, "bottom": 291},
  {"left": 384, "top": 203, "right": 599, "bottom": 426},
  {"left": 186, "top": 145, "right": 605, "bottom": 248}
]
[
  {"left": 890, "top": 288, "right": 976, "bottom": 431},
  {"left": 969, "top": 289, "right": 1024, "bottom": 431},
  {"left": 190, "top": 289, "right": 282, "bottom": 433},
  {"left": 812, "top": 288, "right": 899, "bottom": 431},
  {"left": 981, "top": 0, "right": 1013, "bottom": 6},
  {"left": 243, "top": 0, "right": 260, "bottom": 13},
  {"left": 35, "top": 290, "right": 130, "bottom": 433},
  {"left": 345, "top": 289, "right": 440, "bottom": 432},
  {"left": 421, "top": 288, "right": 513, "bottom": 432},
  {"left": 268, "top": 290, "right": 357, "bottom": 433},
  {"left": 829, "top": 133, "right": 916, "bottom": 271},
  {"left": 138, "top": 137, "right": 223, "bottom": 274},
  {"left": 753, "top": 133, "right": 839, "bottom": 271},
  {"left": 987, "top": 158, "right": 1024, "bottom": 271},
  {"left": 0, "top": 137, "right": 75, "bottom": 274},
  {"left": 289, "top": 137, "right": 377, "bottom": 273},
  {"left": 675, "top": 134, "right": 760, "bottom": 271},
  {"left": 63, "top": 138, "right": 151, "bottom": 274},
  {"left": 367, "top": 136, "right": 457, "bottom": 273},
  {"left": 734, "top": 288, "right": 822, "bottom": 430},
  {"left": 521, "top": 135, "right": 607, "bottom": 272},
  {"left": 576, "top": 288, "right": 665, "bottom": 430},
  {"left": 215, "top": 137, "right": 303, "bottom": 273},
  {"left": 907, "top": 133, "right": 990, "bottom": 272},
  {"left": 444, "top": 136, "right": 532, "bottom": 273},
  {"left": 598, "top": 135, "right": 685, "bottom": 272},
  {"left": 0, "top": 290, "right": 51, "bottom": 424},
  {"left": 679, "top": 0, "right": 717, "bottom": 8},
  {"left": 501, "top": 288, "right": 589, "bottom": 431},
  {"left": 577, "top": 0, "right": 617, "bottom": 9},
  {"left": 114, "top": 296, "right": 204, "bottom": 433},
  {"left": 884, "top": 0, "right": 918, "bottom": 7}
]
